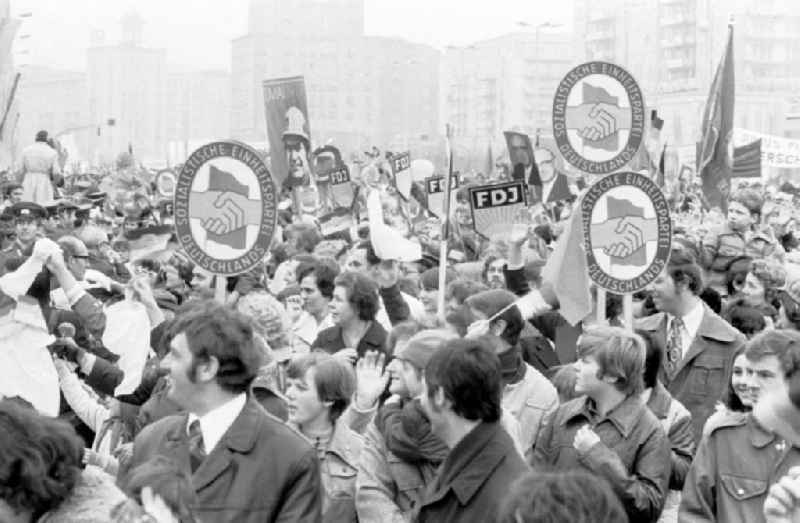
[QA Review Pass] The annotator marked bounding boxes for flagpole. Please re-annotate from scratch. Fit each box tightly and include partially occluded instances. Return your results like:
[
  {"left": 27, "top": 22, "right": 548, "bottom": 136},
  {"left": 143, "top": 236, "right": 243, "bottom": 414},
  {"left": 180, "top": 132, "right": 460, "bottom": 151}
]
[{"left": 437, "top": 124, "right": 454, "bottom": 321}]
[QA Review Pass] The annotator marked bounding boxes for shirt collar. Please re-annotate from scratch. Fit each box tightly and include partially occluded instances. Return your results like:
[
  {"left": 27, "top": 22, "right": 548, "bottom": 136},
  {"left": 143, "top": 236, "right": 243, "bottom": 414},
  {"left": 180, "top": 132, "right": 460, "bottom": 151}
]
[
  {"left": 672, "top": 299, "right": 704, "bottom": 341},
  {"left": 187, "top": 393, "right": 247, "bottom": 455}
]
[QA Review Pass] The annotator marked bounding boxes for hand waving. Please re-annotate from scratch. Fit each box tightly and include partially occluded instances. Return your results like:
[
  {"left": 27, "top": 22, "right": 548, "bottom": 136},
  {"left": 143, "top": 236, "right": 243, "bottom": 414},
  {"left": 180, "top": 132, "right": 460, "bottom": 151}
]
[{"left": 354, "top": 351, "right": 389, "bottom": 410}]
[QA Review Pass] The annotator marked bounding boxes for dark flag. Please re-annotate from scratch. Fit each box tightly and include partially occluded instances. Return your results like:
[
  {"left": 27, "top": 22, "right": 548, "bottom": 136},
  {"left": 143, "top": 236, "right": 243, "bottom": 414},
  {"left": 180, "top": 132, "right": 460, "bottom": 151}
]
[
  {"left": 698, "top": 23, "right": 735, "bottom": 213},
  {"left": 733, "top": 139, "right": 762, "bottom": 179},
  {"left": 657, "top": 143, "right": 667, "bottom": 188}
]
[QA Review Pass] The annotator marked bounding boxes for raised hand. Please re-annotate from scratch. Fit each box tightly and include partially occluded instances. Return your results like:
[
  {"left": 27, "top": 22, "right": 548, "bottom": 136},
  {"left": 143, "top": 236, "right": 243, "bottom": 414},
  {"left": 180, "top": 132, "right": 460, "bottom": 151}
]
[
  {"left": 764, "top": 466, "right": 800, "bottom": 523},
  {"left": 354, "top": 351, "right": 389, "bottom": 410}
]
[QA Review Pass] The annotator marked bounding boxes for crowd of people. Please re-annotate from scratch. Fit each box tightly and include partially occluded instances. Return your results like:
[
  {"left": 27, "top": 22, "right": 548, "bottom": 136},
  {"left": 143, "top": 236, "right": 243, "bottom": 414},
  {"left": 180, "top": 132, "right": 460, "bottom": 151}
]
[{"left": 2, "top": 129, "right": 800, "bottom": 523}]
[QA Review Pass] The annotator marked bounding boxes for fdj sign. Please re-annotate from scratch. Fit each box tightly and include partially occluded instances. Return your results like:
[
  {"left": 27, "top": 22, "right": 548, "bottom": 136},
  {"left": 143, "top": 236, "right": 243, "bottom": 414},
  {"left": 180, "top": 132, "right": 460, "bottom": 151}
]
[
  {"left": 426, "top": 176, "right": 460, "bottom": 193},
  {"left": 392, "top": 152, "right": 411, "bottom": 174},
  {"left": 329, "top": 166, "right": 350, "bottom": 185},
  {"left": 470, "top": 183, "right": 525, "bottom": 209}
]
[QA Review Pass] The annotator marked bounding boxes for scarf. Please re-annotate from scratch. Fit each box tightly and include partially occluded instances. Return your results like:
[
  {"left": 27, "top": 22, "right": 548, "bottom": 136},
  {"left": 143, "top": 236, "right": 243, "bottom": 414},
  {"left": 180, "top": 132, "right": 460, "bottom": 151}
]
[
  {"left": 375, "top": 399, "right": 448, "bottom": 465},
  {"left": 498, "top": 344, "right": 526, "bottom": 386}
]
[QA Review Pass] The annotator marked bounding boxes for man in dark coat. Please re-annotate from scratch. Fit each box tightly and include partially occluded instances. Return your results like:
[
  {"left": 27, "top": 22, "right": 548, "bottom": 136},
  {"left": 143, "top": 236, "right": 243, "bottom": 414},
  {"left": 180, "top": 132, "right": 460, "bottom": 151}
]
[
  {"left": 416, "top": 338, "right": 528, "bottom": 522},
  {"left": 121, "top": 301, "right": 321, "bottom": 523}
]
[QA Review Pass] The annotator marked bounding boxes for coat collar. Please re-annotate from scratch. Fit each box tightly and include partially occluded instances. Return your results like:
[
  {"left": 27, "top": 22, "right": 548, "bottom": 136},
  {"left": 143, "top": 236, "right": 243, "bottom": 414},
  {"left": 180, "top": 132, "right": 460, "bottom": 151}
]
[
  {"left": 646, "top": 381, "right": 672, "bottom": 420},
  {"left": 748, "top": 413, "right": 778, "bottom": 449},
  {"left": 428, "top": 422, "right": 508, "bottom": 506},
  {"left": 562, "top": 395, "right": 644, "bottom": 439},
  {"left": 636, "top": 304, "right": 740, "bottom": 344},
  {"left": 326, "top": 419, "right": 361, "bottom": 468},
  {"left": 165, "top": 397, "right": 263, "bottom": 491}
]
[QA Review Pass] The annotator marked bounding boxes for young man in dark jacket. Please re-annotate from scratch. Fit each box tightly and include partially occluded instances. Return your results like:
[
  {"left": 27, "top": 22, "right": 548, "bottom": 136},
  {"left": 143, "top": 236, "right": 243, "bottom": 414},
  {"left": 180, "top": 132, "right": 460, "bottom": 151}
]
[
  {"left": 417, "top": 338, "right": 528, "bottom": 522},
  {"left": 532, "top": 325, "right": 670, "bottom": 523}
]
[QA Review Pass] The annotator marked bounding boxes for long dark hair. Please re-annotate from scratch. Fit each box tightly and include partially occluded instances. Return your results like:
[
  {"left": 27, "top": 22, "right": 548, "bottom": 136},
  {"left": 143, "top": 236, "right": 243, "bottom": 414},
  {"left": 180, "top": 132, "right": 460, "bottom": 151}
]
[{"left": 722, "top": 344, "right": 751, "bottom": 413}]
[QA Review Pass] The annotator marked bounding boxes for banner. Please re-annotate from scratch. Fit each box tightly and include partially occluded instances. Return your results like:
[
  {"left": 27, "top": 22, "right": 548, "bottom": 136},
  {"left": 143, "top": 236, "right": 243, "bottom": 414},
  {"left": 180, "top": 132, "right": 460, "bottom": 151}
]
[
  {"left": 263, "top": 76, "right": 311, "bottom": 188},
  {"left": 734, "top": 128, "right": 800, "bottom": 169},
  {"left": 698, "top": 24, "right": 735, "bottom": 213},
  {"left": 468, "top": 180, "right": 528, "bottom": 241}
]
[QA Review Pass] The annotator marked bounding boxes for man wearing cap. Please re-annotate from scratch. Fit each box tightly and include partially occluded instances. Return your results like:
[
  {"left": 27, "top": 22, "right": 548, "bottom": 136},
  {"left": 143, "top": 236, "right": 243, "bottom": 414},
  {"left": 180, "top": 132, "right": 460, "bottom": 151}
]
[
  {"left": 42, "top": 200, "right": 78, "bottom": 240},
  {"left": 19, "top": 130, "right": 61, "bottom": 205},
  {"left": 464, "top": 289, "right": 559, "bottom": 459},
  {"left": 0, "top": 202, "right": 47, "bottom": 275},
  {"left": 356, "top": 330, "right": 457, "bottom": 522},
  {"left": 282, "top": 106, "right": 312, "bottom": 188}
]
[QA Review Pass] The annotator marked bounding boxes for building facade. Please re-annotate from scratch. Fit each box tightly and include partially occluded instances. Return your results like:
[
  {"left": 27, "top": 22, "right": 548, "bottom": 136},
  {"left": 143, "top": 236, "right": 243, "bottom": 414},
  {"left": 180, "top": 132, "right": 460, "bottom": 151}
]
[
  {"left": 16, "top": 66, "right": 90, "bottom": 166},
  {"left": 575, "top": 0, "right": 800, "bottom": 172},
  {"left": 87, "top": 12, "right": 167, "bottom": 166},
  {"left": 166, "top": 70, "right": 231, "bottom": 164},
  {"left": 441, "top": 31, "right": 573, "bottom": 170},
  {"left": 231, "top": 0, "right": 440, "bottom": 160}
]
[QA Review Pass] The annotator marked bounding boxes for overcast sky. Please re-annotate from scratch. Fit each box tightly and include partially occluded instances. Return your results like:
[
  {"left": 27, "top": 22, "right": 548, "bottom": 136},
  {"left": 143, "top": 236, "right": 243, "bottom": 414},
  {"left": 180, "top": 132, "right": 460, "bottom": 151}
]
[{"left": 11, "top": 0, "right": 574, "bottom": 71}]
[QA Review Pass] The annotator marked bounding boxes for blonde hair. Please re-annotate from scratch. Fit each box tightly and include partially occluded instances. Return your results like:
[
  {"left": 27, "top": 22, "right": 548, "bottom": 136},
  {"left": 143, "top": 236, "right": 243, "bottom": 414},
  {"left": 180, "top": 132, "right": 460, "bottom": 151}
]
[{"left": 577, "top": 326, "right": 646, "bottom": 396}]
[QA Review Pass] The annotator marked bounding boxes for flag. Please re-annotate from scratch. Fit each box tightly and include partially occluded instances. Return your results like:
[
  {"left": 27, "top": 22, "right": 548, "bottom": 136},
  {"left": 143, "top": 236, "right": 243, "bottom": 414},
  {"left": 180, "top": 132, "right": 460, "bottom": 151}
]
[
  {"left": 484, "top": 140, "right": 494, "bottom": 178},
  {"left": 733, "top": 139, "right": 762, "bottom": 178},
  {"left": 540, "top": 200, "right": 592, "bottom": 326},
  {"left": 657, "top": 143, "right": 667, "bottom": 188},
  {"left": 698, "top": 23, "right": 735, "bottom": 213}
]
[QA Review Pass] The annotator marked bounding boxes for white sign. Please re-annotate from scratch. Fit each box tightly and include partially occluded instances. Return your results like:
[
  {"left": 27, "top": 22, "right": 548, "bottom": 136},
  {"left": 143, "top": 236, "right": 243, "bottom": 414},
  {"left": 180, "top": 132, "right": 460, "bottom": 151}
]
[{"left": 734, "top": 128, "right": 800, "bottom": 169}]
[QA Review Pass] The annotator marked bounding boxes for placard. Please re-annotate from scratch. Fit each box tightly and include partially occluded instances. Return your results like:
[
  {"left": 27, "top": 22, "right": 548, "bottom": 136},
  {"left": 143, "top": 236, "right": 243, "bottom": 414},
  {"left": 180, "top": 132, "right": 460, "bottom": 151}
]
[
  {"left": 582, "top": 172, "right": 671, "bottom": 293},
  {"left": 175, "top": 140, "right": 277, "bottom": 275},
  {"left": 468, "top": 180, "right": 528, "bottom": 241},
  {"left": 553, "top": 61, "right": 645, "bottom": 175},
  {"left": 390, "top": 151, "right": 412, "bottom": 199},
  {"left": 426, "top": 175, "right": 460, "bottom": 218}
]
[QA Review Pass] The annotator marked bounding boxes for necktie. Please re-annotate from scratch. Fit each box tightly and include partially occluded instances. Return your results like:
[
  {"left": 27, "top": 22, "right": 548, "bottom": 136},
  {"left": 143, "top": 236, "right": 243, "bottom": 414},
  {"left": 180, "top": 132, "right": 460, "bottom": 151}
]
[
  {"left": 188, "top": 419, "right": 206, "bottom": 473},
  {"left": 666, "top": 317, "right": 684, "bottom": 377}
]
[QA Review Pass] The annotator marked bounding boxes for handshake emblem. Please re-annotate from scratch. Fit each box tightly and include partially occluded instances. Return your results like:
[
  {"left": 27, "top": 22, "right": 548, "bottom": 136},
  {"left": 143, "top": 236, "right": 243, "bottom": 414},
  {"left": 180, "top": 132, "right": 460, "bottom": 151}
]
[{"left": 188, "top": 165, "right": 261, "bottom": 250}]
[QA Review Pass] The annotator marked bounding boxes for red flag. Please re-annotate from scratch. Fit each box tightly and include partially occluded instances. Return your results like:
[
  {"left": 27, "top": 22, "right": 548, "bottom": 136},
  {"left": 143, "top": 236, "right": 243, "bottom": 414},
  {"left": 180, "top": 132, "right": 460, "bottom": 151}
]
[
  {"left": 541, "top": 201, "right": 592, "bottom": 326},
  {"left": 698, "top": 23, "right": 735, "bottom": 213}
]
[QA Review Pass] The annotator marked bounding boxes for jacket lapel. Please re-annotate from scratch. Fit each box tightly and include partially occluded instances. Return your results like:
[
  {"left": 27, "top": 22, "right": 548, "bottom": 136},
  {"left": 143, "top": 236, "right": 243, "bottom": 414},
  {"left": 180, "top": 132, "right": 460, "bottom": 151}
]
[
  {"left": 192, "top": 398, "right": 261, "bottom": 492},
  {"left": 673, "top": 305, "right": 738, "bottom": 376}
]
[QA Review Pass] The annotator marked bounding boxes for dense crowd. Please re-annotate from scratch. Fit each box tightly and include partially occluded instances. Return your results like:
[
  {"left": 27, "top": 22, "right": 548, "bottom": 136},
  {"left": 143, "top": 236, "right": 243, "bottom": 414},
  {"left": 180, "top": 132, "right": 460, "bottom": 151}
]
[{"left": 2, "top": 130, "right": 800, "bottom": 523}]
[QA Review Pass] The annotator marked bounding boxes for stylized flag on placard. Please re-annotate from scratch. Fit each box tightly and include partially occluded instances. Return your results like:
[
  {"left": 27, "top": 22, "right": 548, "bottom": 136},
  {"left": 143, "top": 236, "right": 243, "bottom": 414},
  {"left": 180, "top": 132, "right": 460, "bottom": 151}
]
[
  {"left": 733, "top": 139, "right": 762, "bottom": 179},
  {"left": 698, "top": 23, "right": 735, "bottom": 213},
  {"left": 390, "top": 151, "right": 412, "bottom": 200},
  {"left": 263, "top": 76, "right": 310, "bottom": 187},
  {"left": 319, "top": 207, "right": 354, "bottom": 237},
  {"left": 327, "top": 165, "right": 355, "bottom": 209},
  {"left": 426, "top": 175, "right": 459, "bottom": 219},
  {"left": 125, "top": 225, "right": 173, "bottom": 262},
  {"left": 468, "top": 181, "right": 528, "bottom": 241}
]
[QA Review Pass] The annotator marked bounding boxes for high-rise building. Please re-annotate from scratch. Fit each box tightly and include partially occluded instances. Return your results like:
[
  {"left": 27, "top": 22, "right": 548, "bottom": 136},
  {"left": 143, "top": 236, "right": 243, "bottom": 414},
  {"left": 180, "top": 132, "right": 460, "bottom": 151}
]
[
  {"left": 87, "top": 12, "right": 167, "bottom": 165},
  {"left": 231, "top": 0, "right": 440, "bottom": 160},
  {"left": 576, "top": 0, "right": 800, "bottom": 169},
  {"left": 166, "top": 70, "right": 231, "bottom": 163},
  {"left": 247, "top": 0, "right": 364, "bottom": 37},
  {"left": 442, "top": 30, "right": 573, "bottom": 170},
  {"left": 16, "top": 66, "right": 90, "bottom": 164}
]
